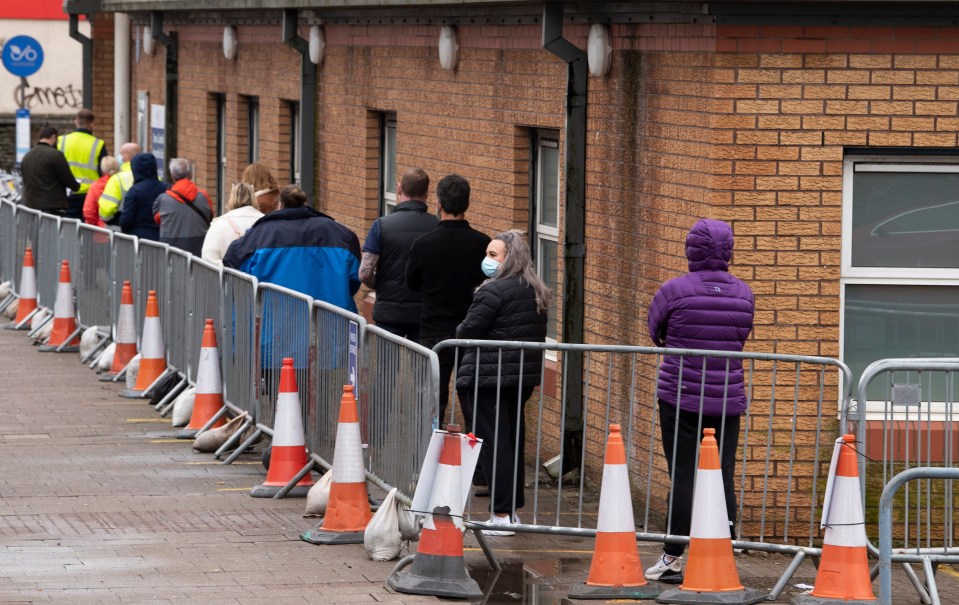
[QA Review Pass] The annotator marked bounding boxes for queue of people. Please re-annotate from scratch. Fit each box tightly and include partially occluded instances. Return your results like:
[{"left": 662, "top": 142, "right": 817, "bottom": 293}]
[{"left": 20, "top": 116, "right": 754, "bottom": 575}]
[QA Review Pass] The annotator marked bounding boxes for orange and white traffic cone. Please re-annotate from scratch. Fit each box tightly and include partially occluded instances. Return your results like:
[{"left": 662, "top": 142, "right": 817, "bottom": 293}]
[
  {"left": 177, "top": 318, "right": 226, "bottom": 439},
  {"left": 100, "top": 280, "right": 137, "bottom": 380},
  {"left": 251, "top": 357, "right": 313, "bottom": 498},
  {"left": 301, "top": 384, "right": 372, "bottom": 544},
  {"left": 387, "top": 424, "right": 482, "bottom": 599},
  {"left": 657, "top": 428, "right": 766, "bottom": 605},
  {"left": 5, "top": 246, "right": 38, "bottom": 330},
  {"left": 118, "top": 290, "right": 167, "bottom": 398},
  {"left": 792, "top": 435, "right": 876, "bottom": 605},
  {"left": 38, "top": 260, "right": 81, "bottom": 352},
  {"left": 569, "top": 424, "right": 661, "bottom": 600}
]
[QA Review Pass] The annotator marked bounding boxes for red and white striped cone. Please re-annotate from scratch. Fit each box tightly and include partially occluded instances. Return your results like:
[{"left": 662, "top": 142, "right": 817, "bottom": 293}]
[
  {"left": 569, "top": 424, "right": 660, "bottom": 600},
  {"left": 792, "top": 435, "right": 876, "bottom": 605},
  {"left": 177, "top": 319, "right": 226, "bottom": 439},
  {"left": 301, "top": 384, "right": 372, "bottom": 544},
  {"left": 100, "top": 280, "right": 138, "bottom": 380},
  {"left": 657, "top": 428, "right": 766, "bottom": 605},
  {"left": 6, "top": 246, "right": 38, "bottom": 330},
  {"left": 387, "top": 424, "right": 482, "bottom": 599},
  {"left": 118, "top": 290, "right": 167, "bottom": 398},
  {"left": 251, "top": 358, "right": 313, "bottom": 498},
  {"left": 38, "top": 260, "right": 81, "bottom": 352}
]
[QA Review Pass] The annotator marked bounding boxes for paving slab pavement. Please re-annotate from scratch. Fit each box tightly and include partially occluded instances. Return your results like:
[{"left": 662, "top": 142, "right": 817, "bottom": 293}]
[{"left": 1, "top": 326, "right": 957, "bottom": 604}]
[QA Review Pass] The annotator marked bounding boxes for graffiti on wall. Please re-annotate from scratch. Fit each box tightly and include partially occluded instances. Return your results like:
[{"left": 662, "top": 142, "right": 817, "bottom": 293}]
[{"left": 12, "top": 78, "right": 83, "bottom": 111}]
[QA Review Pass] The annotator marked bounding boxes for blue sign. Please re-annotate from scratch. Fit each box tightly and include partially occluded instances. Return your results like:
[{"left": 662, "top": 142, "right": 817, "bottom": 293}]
[{"left": 2, "top": 36, "right": 44, "bottom": 78}]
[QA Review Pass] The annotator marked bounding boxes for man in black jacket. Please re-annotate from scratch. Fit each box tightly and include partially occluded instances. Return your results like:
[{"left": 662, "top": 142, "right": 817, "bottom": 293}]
[
  {"left": 360, "top": 168, "right": 438, "bottom": 342},
  {"left": 20, "top": 126, "right": 80, "bottom": 215},
  {"left": 406, "top": 173, "right": 490, "bottom": 426}
]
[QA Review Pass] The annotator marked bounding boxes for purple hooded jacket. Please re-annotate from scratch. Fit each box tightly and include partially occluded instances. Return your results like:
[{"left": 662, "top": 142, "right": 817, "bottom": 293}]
[{"left": 647, "top": 219, "right": 754, "bottom": 416}]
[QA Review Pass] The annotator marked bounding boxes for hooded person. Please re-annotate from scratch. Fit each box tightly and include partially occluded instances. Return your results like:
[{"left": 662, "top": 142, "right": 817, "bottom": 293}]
[
  {"left": 118, "top": 152, "right": 167, "bottom": 241},
  {"left": 643, "top": 218, "right": 755, "bottom": 585}
]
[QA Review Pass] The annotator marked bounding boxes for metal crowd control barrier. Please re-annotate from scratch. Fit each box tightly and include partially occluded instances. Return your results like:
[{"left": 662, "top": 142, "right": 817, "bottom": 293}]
[
  {"left": 111, "top": 233, "right": 137, "bottom": 339},
  {"left": 189, "top": 258, "right": 222, "bottom": 384},
  {"left": 75, "top": 224, "right": 113, "bottom": 332},
  {"left": 0, "top": 199, "right": 16, "bottom": 285},
  {"left": 59, "top": 218, "right": 80, "bottom": 280},
  {"left": 165, "top": 248, "right": 192, "bottom": 377},
  {"left": 308, "top": 300, "right": 366, "bottom": 464},
  {"left": 221, "top": 268, "right": 258, "bottom": 421},
  {"left": 852, "top": 358, "right": 959, "bottom": 605},
  {"left": 14, "top": 206, "right": 40, "bottom": 295},
  {"left": 362, "top": 325, "right": 439, "bottom": 500},
  {"left": 434, "top": 339, "right": 852, "bottom": 600},
  {"left": 878, "top": 467, "right": 959, "bottom": 605},
  {"left": 35, "top": 213, "right": 60, "bottom": 310},
  {"left": 135, "top": 239, "right": 169, "bottom": 350}
]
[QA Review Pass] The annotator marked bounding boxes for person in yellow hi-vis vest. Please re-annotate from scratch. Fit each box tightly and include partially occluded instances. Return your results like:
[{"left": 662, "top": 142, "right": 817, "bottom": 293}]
[
  {"left": 98, "top": 143, "right": 141, "bottom": 227},
  {"left": 57, "top": 108, "right": 108, "bottom": 220}
]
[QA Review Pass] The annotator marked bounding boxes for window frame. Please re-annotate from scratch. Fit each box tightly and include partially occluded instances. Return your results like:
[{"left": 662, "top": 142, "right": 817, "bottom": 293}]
[
  {"left": 288, "top": 101, "right": 301, "bottom": 186},
  {"left": 841, "top": 154, "right": 959, "bottom": 416},
  {"left": 246, "top": 95, "right": 260, "bottom": 166},
  {"left": 529, "top": 129, "right": 561, "bottom": 342},
  {"left": 379, "top": 113, "right": 398, "bottom": 216},
  {"left": 214, "top": 93, "right": 227, "bottom": 216}
]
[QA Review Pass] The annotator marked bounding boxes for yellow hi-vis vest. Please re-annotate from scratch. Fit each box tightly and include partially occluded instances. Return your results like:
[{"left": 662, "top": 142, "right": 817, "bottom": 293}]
[
  {"left": 98, "top": 162, "right": 135, "bottom": 222},
  {"left": 57, "top": 131, "right": 105, "bottom": 195}
]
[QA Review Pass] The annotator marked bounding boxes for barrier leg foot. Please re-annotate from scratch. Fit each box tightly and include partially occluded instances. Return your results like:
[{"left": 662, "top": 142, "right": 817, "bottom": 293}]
[
  {"left": 656, "top": 588, "right": 768, "bottom": 604},
  {"left": 98, "top": 372, "right": 120, "bottom": 382},
  {"left": 176, "top": 428, "right": 199, "bottom": 440},
  {"left": 569, "top": 582, "right": 662, "bottom": 600},
  {"left": 38, "top": 344, "right": 79, "bottom": 353},
  {"left": 791, "top": 596, "right": 877, "bottom": 605},
  {"left": 250, "top": 484, "right": 311, "bottom": 499},
  {"left": 117, "top": 389, "right": 148, "bottom": 399}
]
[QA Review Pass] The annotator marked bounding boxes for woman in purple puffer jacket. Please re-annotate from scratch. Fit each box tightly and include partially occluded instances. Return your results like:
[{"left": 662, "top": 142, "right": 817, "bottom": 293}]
[{"left": 643, "top": 218, "right": 754, "bottom": 584}]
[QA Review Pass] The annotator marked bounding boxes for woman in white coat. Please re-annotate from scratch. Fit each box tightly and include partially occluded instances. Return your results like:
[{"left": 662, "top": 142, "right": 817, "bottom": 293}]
[{"left": 201, "top": 182, "right": 263, "bottom": 266}]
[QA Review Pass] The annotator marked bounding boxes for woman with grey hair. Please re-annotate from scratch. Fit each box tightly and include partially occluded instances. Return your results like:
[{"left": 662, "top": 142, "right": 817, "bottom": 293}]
[
  {"left": 455, "top": 229, "right": 550, "bottom": 535},
  {"left": 201, "top": 182, "right": 263, "bottom": 266}
]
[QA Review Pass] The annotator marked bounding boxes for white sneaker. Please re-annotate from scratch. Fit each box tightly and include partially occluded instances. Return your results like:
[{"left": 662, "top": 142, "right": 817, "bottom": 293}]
[
  {"left": 644, "top": 552, "right": 683, "bottom": 583},
  {"left": 482, "top": 513, "right": 516, "bottom": 536}
]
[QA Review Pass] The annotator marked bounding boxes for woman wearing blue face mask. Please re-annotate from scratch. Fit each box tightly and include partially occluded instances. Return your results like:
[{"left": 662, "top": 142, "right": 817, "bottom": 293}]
[{"left": 455, "top": 230, "right": 551, "bottom": 535}]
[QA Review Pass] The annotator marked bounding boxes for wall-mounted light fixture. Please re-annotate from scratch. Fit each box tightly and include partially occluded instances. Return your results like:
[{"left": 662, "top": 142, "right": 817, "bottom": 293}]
[
  {"left": 142, "top": 24, "right": 154, "bottom": 56},
  {"left": 438, "top": 25, "right": 459, "bottom": 71},
  {"left": 223, "top": 25, "right": 238, "bottom": 61},
  {"left": 309, "top": 25, "right": 325, "bottom": 65},
  {"left": 587, "top": 23, "right": 612, "bottom": 77}
]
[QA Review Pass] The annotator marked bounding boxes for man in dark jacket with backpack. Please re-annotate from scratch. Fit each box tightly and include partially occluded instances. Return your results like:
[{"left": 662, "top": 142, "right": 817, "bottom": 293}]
[
  {"left": 153, "top": 158, "right": 213, "bottom": 256},
  {"left": 118, "top": 152, "right": 166, "bottom": 241}
]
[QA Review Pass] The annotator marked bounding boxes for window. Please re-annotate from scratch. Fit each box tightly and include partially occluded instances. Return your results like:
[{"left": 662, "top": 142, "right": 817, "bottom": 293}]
[
  {"left": 842, "top": 156, "right": 959, "bottom": 404},
  {"left": 380, "top": 114, "right": 397, "bottom": 215},
  {"left": 530, "top": 130, "right": 561, "bottom": 340},
  {"left": 215, "top": 94, "right": 227, "bottom": 216},
  {"left": 136, "top": 91, "right": 149, "bottom": 151},
  {"left": 288, "top": 101, "right": 300, "bottom": 186},
  {"left": 246, "top": 96, "right": 260, "bottom": 165}
]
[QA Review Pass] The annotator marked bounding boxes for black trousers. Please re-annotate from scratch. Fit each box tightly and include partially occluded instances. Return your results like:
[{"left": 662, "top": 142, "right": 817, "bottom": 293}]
[
  {"left": 375, "top": 321, "right": 420, "bottom": 344},
  {"left": 460, "top": 385, "right": 534, "bottom": 514},
  {"left": 657, "top": 399, "right": 740, "bottom": 557}
]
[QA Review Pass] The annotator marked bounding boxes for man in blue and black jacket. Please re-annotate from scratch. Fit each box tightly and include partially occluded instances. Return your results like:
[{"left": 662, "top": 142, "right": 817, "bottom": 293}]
[{"left": 223, "top": 185, "right": 361, "bottom": 312}]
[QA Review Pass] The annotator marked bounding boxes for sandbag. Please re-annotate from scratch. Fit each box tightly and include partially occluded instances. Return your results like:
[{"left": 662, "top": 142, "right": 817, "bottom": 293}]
[
  {"left": 0, "top": 281, "right": 11, "bottom": 300},
  {"left": 171, "top": 387, "right": 196, "bottom": 427},
  {"left": 79, "top": 326, "right": 101, "bottom": 358},
  {"left": 2, "top": 298, "right": 16, "bottom": 320},
  {"left": 397, "top": 497, "right": 420, "bottom": 542},
  {"left": 193, "top": 412, "right": 247, "bottom": 453},
  {"left": 363, "top": 487, "right": 403, "bottom": 561},
  {"left": 303, "top": 470, "right": 333, "bottom": 517},
  {"left": 148, "top": 372, "right": 181, "bottom": 406},
  {"left": 125, "top": 354, "right": 142, "bottom": 389},
  {"left": 98, "top": 342, "right": 116, "bottom": 371},
  {"left": 30, "top": 310, "right": 52, "bottom": 344}
]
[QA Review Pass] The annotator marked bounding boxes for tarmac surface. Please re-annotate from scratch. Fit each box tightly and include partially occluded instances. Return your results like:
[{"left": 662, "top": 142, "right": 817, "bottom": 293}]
[{"left": 1, "top": 325, "right": 957, "bottom": 604}]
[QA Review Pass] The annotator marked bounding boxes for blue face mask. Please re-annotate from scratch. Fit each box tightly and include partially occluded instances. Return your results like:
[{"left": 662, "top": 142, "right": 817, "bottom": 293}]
[{"left": 481, "top": 257, "right": 500, "bottom": 278}]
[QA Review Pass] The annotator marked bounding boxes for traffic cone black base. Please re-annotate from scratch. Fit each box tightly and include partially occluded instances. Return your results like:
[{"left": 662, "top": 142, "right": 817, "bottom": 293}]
[
  {"left": 570, "top": 583, "right": 661, "bottom": 600},
  {"left": 655, "top": 587, "right": 767, "bottom": 604},
  {"left": 387, "top": 551, "right": 482, "bottom": 599},
  {"left": 250, "top": 484, "right": 312, "bottom": 499},
  {"left": 38, "top": 341, "right": 80, "bottom": 353},
  {"left": 299, "top": 525, "right": 364, "bottom": 545},
  {"left": 791, "top": 596, "right": 877, "bottom": 605}
]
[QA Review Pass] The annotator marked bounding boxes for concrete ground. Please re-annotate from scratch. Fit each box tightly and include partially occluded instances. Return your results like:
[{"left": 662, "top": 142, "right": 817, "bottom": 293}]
[{"left": 0, "top": 326, "right": 956, "bottom": 604}]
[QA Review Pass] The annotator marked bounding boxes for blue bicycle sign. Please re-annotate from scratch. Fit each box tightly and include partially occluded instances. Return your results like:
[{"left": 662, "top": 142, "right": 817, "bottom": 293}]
[{"left": 3, "top": 36, "right": 44, "bottom": 78}]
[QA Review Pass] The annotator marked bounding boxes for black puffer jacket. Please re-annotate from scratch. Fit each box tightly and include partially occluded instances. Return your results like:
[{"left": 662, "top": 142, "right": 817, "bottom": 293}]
[{"left": 454, "top": 275, "right": 548, "bottom": 390}]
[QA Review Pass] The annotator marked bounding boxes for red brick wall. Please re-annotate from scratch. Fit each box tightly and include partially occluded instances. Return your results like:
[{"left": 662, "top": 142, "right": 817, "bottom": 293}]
[{"left": 91, "top": 13, "right": 115, "bottom": 154}]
